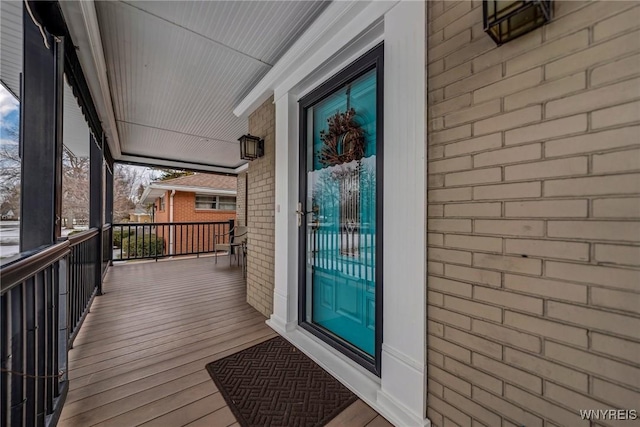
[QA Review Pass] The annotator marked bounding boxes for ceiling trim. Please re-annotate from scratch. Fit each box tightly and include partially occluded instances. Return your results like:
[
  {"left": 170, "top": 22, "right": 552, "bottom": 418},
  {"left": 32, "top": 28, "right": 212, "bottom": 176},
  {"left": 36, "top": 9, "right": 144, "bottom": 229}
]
[
  {"left": 285, "top": 20, "right": 384, "bottom": 102},
  {"left": 118, "top": 152, "right": 245, "bottom": 174},
  {"left": 78, "top": 0, "right": 121, "bottom": 157},
  {"left": 232, "top": 1, "right": 362, "bottom": 118},
  {"left": 234, "top": 163, "right": 248, "bottom": 174},
  {"left": 233, "top": 1, "right": 399, "bottom": 119},
  {"left": 116, "top": 119, "right": 237, "bottom": 147},
  {"left": 59, "top": 0, "right": 122, "bottom": 158},
  {"left": 274, "top": 8, "right": 389, "bottom": 101}
]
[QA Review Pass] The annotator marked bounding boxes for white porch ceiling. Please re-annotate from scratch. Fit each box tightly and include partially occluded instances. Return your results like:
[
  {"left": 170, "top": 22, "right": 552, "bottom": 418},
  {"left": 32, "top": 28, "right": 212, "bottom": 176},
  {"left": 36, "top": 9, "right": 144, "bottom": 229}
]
[
  {"left": 0, "top": 0, "right": 22, "bottom": 98},
  {"left": 93, "top": 0, "right": 329, "bottom": 170}
]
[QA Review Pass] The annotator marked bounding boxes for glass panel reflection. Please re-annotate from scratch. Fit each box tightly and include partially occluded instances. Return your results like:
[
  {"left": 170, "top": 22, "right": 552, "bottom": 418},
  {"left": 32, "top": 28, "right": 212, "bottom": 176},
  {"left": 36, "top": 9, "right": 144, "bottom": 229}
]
[{"left": 305, "top": 69, "right": 377, "bottom": 356}]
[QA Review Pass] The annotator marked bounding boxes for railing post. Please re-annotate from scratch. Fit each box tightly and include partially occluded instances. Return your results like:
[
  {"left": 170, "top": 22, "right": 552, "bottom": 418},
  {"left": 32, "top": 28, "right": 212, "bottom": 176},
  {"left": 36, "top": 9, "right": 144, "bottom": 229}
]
[
  {"left": 57, "top": 254, "right": 69, "bottom": 377},
  {"left": 105, "top": 161, "right": 114, "bottom": 268},
  {"left": 229, "top": 219, "right": 235, "bottom": 256},
  {"left": 50, "top": 260, "right": 69, "bottom": 426},
  {"left": 90, "top": 134, "right": 104, "bottom": 295}
]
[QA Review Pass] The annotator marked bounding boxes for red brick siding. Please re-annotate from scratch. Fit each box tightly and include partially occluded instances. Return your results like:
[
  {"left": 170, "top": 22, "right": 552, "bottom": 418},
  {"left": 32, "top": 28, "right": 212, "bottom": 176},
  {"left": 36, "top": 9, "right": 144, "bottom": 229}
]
[{"left": 151, "top": 191, "right": 236, "bottom": 254}]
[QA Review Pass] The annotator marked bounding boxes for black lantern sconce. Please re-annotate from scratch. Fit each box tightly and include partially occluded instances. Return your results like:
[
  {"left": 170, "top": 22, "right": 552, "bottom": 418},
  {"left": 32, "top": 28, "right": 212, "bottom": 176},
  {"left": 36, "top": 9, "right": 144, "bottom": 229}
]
[
  {"left": 483, "top": 0, "right": 552, "bottom": 45},
  {"left": 238, "top": 134, "right": 264, "bottom": 161}
]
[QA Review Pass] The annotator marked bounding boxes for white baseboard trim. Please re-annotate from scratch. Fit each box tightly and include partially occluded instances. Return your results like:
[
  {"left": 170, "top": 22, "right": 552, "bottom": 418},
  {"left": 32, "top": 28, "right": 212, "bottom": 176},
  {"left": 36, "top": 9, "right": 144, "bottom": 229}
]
[{"left": 377, "top": 389, "right": 431, "bottom": 427}]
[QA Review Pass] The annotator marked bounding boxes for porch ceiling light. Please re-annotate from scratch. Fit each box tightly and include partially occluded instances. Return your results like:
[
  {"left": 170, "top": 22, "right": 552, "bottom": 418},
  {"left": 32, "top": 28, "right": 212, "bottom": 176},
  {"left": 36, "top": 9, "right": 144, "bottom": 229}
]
[
  {"left": 238, "top": 134, "right": 264, "bottom": 161},
  {"left": 483, "top": 0, "right": 552, "bottom": 45}
]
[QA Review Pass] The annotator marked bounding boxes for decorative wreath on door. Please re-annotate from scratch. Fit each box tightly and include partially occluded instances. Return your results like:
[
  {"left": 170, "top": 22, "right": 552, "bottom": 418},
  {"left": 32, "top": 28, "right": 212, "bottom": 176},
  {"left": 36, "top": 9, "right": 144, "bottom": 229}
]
[{"left": 318, "top": 108, "right": 365, "bottom": 167}]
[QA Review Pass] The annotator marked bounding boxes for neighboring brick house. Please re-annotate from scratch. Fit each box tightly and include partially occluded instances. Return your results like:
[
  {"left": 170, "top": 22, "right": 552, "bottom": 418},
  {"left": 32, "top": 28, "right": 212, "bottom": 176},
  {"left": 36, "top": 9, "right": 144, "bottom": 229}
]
[
  {"left": 140, "top": 173, "right": 237, "bottom": 223},
  {"left": 140, "top": 173, "right": 237, "bottom": 254}
]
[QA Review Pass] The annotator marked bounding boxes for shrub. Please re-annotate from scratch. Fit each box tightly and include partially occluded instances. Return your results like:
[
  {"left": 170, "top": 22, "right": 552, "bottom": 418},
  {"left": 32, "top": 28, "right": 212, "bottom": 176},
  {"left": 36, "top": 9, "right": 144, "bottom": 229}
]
[
  {"left": 112, "top": 229, "right": 133, "bottom": 248},
  {"left": 122, "top": 233, "right": 164, "bottom": 258}
]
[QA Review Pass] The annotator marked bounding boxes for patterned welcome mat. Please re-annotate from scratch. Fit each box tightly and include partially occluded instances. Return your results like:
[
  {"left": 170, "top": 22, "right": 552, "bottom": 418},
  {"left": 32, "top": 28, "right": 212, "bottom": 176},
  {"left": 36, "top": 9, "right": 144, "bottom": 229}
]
[{"left": 205, "top": 336, "right": 358, "bottom": 427}]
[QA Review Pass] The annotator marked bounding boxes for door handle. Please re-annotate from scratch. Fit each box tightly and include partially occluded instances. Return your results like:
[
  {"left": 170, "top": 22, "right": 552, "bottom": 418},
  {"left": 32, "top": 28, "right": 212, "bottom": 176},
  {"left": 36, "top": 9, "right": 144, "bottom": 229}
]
[
  {"left": 296, "top": 203, "right": 320, "bottom": 227},
  {"left": 296, "top": 202, "right": 304, "bottom": 227}
]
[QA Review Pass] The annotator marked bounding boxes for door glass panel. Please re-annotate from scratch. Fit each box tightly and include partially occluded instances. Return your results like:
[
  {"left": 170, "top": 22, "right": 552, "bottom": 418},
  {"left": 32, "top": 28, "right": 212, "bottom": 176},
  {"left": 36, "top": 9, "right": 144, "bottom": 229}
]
[{"left": 304, "top": 69, "right": 377, "bottom": 356}]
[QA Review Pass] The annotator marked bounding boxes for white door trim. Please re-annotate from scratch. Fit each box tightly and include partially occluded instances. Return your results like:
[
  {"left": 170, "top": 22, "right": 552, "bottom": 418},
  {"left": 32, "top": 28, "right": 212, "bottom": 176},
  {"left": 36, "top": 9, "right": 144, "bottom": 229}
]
[{"left": 268, "top": 1, "right": 428, "bottom": 425}]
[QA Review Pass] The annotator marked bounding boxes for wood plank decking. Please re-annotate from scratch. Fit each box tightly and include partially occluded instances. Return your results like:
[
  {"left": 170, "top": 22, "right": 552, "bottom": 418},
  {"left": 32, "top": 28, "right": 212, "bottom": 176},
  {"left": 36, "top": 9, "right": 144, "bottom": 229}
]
[{"left": 58, "top": 256, "right": 391, "bottom": 427}]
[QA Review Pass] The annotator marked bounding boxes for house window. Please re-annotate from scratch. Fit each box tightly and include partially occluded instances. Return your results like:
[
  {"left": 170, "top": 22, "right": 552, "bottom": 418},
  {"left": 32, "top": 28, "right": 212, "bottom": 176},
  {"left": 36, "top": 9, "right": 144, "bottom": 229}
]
[
  {"left": 218, "top": 196, "right": 236, "bottom": 210},
  {"left": 159, "top": 196, "right": 165, "bottom": 211},
  {"left": 195, "top": 195, "right": 236, "bottom": 210},
  {"left": 195, "top": 195, "right": 216, "bottom": 209}
]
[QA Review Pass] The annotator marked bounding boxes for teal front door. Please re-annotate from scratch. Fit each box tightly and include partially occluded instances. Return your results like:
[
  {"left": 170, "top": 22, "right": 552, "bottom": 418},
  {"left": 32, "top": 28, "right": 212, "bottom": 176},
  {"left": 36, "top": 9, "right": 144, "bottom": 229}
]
[{"left": 299, "top": 45, "right": 383, "bottom": 373}]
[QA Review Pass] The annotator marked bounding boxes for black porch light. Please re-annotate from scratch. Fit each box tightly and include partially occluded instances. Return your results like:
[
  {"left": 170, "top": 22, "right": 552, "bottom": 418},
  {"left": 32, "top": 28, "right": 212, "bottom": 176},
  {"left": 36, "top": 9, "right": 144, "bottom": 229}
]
[
  {"left": 483, "top": 0, "right": 552, "bottom": 45},
  {"left": 238, "top": 134, "right": 264, "bottom": 160}
]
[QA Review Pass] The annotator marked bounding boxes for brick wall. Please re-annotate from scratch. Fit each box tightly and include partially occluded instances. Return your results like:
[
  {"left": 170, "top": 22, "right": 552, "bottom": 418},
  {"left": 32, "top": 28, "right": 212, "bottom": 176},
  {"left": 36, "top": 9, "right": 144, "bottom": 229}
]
[
  {"left": 153, "top": 191, "right": 236, "bottom": 223},
  {"left": 236, "top": 172, "right": 247, "bottom": 226},
  {"left": 152, "top": 191, "right": 236, "bottom": 254},
  {"left": 171, "top": 191, "right": 236, "bottom": 223},
  {"left": 246, "top": 97, "right": 276, "bottom": 317},
  {"left": 154, "top": 192, "right": 169, "bottom": 223},
  {"left": 426, "top": 2, "right": 640, "bottom": 426}
]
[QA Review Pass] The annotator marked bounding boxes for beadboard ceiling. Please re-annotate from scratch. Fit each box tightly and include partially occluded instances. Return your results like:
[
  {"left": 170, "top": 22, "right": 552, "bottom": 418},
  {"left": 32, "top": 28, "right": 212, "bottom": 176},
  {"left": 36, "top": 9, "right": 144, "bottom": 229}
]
[
  {"left": 94, "top": 0, "right": 329, "bottom": 169},
  {"left": 0, "top": 0, "right": 22, "bottom": 98}
]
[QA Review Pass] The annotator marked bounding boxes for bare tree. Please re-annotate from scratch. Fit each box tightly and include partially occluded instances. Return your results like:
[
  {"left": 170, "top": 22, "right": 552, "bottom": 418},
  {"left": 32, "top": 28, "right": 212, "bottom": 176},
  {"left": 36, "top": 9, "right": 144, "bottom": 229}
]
[
  {"left": 0, "top": 145, "right": 19, "bottom": 186},
  {"left": 0, "top": 123, "right": 21, "bottom": 217},
  {"left": 60, "top": 161, "right": 152, "bottom": 224},
  {"left": 0, "top": 119, "right": 155, "bottom": 225},
  {"left": 0, "top": 185, "right": 20, "bottom": 218},
  {"left": 62, "top": 148, "right": 89, "bottom": 228},
  {"left": 113, "top": 165, "right": 140, "bottom": 221}
]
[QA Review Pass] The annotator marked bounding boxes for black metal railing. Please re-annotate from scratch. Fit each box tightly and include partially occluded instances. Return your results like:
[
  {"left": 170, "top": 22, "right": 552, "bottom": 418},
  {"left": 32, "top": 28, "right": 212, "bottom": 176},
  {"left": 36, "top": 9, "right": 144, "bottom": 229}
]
[
  {"left": 111, "top": 221, "right": 232, "bottom": 261},
  {"left": 1, "top": 242, "right": 70, "bottom": 427},
  {"left": 67, "top": 229, "right": 100, "bottom": 347},
  {"left": 1, "top": 227, "right": 103, "bottom": 427}
]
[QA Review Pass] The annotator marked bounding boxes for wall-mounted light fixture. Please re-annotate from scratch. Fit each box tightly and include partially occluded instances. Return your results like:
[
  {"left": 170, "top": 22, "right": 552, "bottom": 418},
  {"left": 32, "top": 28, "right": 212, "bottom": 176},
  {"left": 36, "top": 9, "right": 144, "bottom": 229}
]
[
  {"left": 238, "top": 134, "right": 264, "bottom": 161},
  {"left": 483, "top": 0, "right": 552, "bottom": 45}
]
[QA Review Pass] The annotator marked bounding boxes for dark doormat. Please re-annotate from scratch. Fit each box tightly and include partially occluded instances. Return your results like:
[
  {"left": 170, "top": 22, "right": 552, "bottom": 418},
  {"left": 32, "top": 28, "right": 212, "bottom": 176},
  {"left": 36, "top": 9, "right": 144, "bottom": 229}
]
[{"left": 205, "top": 336, "right": 358, "bottom": 427}]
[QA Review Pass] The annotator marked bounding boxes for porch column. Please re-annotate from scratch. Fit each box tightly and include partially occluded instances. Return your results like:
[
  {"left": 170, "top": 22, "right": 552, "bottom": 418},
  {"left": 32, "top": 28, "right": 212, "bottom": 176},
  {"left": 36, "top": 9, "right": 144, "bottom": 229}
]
[
  {"left": 90, "top": 133, "right": 103, "bottom": 294},
  {"left": 270, "top": 93, "right": 299, "bottom": 331},
  {"left": 377, "top": 1, "right": 427, "bottom": 423},
  {"left": 105, "top": 162, "right": 113, "bottom": 226},
  {"left": 19, "top": 6, "right": 64, "bottom": 251}
]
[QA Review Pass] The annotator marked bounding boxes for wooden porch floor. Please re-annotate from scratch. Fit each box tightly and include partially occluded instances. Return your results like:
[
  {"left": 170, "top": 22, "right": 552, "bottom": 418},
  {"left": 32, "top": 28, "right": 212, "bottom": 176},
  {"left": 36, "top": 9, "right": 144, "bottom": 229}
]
[{"left": 58, "top": 256, "right": 391, "bottom": 427}]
